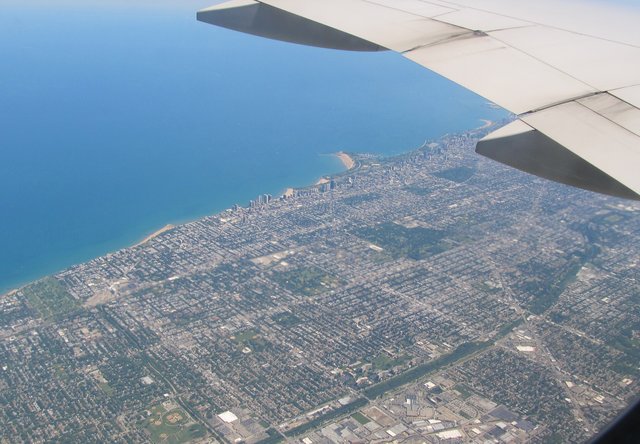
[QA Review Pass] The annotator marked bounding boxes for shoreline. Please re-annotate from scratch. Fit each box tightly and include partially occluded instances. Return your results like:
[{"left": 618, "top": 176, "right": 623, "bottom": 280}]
[
  {"left": 0, "top": 129, "right": 490, "bottom": 297},
  {"left": 0, "top": 152, "right": 354, "bottom": 298},
  {"left": 314, "top": 151, "right": 355, "bottom": 186},
  {"left": 335, "top": 151, "right": 355, "bottom": 170},
  {"left": 475, "top": 119, "right": 493, "bottom": 130},
  {"left": 0, "top": 224, "right": 177, "bottom": 298},
  {"left": 133, "top": 224, "right": 175, "bottom": 248}
]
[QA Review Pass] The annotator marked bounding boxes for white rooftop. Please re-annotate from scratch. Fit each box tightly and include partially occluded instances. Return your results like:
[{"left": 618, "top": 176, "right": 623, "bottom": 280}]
[
  {"left": 437, "top": 429, "right": 463, "bottom": 439},
  {"left": 218, "top": 411, "right": 238, "bottom": 423}
]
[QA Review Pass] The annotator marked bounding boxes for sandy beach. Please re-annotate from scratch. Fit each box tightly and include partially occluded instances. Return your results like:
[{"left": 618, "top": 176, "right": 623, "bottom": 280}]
[
  {"left": 313, "top": 152, "right": 355, "bottom": 186},
  {"left": 476, "top": 119, "right": 493, "bottom": 130},
  {"left": 336, "top": 151, "right": 355, "bottom": 170},
  {"left": 2, "top": 289, "right": 18, "bottom": 298},
  {"left": 134, "top": 224, "right": 175, "bottom": 247}
]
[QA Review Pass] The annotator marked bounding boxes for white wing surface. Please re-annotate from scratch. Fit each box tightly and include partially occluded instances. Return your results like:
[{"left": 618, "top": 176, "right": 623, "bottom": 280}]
[{"left": 198, "top": 0, "right": 640, "bottom": 199}]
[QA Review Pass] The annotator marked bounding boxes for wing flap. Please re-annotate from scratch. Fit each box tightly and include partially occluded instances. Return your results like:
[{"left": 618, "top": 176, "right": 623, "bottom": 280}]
[
  {"left": 577, "top": 94, "right": 640, "bottom": 137},
  {"left": 611, "top": 85, "right": 640, "bottom": 110},
  {"left": 519, "top": 99, "right": 640, "bottom": 197},
  {"left": 477, "top": 120, "right": 640, "bottom": 200}
]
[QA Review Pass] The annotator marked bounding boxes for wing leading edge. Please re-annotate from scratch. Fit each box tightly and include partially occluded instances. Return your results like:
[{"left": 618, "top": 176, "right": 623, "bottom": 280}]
[{"left": 197, "top": 0, "right": 640, "bottom": 200}]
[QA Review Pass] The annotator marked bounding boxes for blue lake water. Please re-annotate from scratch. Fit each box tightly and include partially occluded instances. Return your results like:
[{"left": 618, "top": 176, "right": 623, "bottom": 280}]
[{"left": 0, "top": 0, "right": 509, "bottom": 293}]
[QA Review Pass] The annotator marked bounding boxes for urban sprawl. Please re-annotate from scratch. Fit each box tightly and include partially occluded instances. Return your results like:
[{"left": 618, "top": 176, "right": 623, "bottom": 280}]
[{"left": 1, "top": 122, "right": 639, "bottom": 443}]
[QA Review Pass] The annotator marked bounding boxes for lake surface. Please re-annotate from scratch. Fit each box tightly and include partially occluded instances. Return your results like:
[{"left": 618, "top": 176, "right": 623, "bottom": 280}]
[{"left": 0, "top": 0, "right": 508, "bottom": 293}]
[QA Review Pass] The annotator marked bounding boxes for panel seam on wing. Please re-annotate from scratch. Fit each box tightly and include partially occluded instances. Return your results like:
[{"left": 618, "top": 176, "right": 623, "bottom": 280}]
[
  {"left": 519, "top": 93, "right": 602, "bottom": 116},
  {"left": 399, "top": 30, "right": 480, "bottom": 54},
  {"left": 360, "top": 0, "right": 458, "bottom": 19},
  {"left": 433, "top": 0, "right": 640, "bottom": 48},
  {"left": 573, "top": 97, "right": 640, "bottom": 139},
  {"left": 485, "top": 32, "right": 602, "bottom": 96}
]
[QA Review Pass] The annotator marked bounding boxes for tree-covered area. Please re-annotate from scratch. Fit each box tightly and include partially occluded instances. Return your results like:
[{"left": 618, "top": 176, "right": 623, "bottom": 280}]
[
  {"left": 453, "top": 348, "right": 588, "bottom": 444},
  {"left": 272, "top": 267, "right": 340, "bottom": 296},
  {"left": 284, "top": 398, "right": 368, "bottom": 437},
  {"left": 357, "top": 222, "right": 450, "bottom": 260},
  {"left": 518, "top": 246, "right": 598, "bottom": 315},
  {"left": 364, "top": 341, "right": 491, "bottom": 399},
  {"left": 21, "top": 277, "right": 80, "bottom": 321},
  {"left": 433, "top": 166, "right": 475, "bottom": 183}
]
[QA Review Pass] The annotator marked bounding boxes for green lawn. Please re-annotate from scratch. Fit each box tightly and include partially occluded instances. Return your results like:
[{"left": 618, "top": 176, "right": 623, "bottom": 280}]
[
  {"left": 232, "top": 328, "right": 271, "bottom": 352},
  {"left": 351, "top": 412, "right": 371, "bottom": 425},
  {"left": 371, "top": 352, "right": 411, "bottom": 371},
  {"left": 454, "top": 383, "right": 473, "bottom": 399},
  {"left": 53, "top": 364, "right": 69, "bottom": 382},
  {"left": 98, "top": 382, "right": 114, "bottom": 396},
  {"left": 144, "top": 405, "right": 205, "bottom": 444},
  {"left": 272, "top": 312, "right": 302, "bottom": 327},
  {"left": 233, "top": 328, "right": 259, "bottom": 343}
]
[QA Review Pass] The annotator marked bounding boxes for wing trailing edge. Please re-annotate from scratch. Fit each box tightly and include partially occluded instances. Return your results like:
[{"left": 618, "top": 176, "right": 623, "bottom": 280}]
[
  {"left": 197, "top": 0, "right": 385, "bottom": 51},
  {"left": 198, "top": 0, "right": 640, "bottom": 200},
  {"left": 477, "top": 120, "right": 640, "bottom": 200}
]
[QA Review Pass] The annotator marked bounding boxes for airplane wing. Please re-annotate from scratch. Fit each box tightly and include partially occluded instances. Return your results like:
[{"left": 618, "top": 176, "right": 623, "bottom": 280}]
[{"left": 198, "top": 0, "right": 640, "bottom": 200}]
